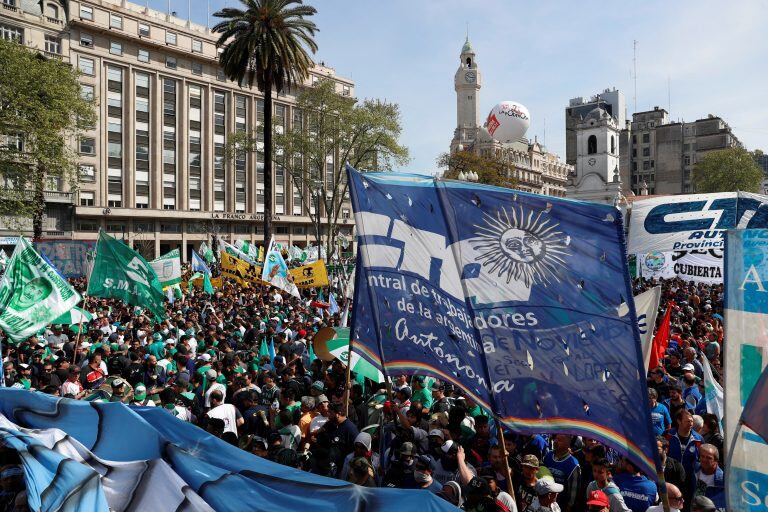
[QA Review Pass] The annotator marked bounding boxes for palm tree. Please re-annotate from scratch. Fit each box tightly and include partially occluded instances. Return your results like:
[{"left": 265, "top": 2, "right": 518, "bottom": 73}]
[{"left": 213, "top": 0, "right": 318, "bottom": 248}]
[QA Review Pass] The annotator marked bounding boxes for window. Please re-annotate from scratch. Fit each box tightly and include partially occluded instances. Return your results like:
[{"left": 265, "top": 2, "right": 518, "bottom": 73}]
[
  {"left": 192, "top": 39, "right": 202, "bottom": 52},
  {"left": 138, "top": 49, "right": 149, "bottom": 62},
  {"left": 80, "top": 138, "right": 95, "bottom": 154},
  {"left": 46, "top": 3, "right": 58, "bottom": 18},
  {"left": 191, "top": 61, "right": 202, "bottom": 75},
  {"left": 165, "top": 56, "right": 177, "bottom": 69},
  {"left": 276, "top": 226, "right": 289, "bottom": 235},
  {"left": 165, "top": 31, "right": 177, "bottom": 45},
  {"left": 79, "top": 191, "right": 94, "bottom": 206},
  {"left": 44, "top": 35, "right": 60, "bottom": 54},
  {"left": 78, "top": 56, "right": 94, "bottom": 76},
  {"left": 643, "top": 161, "right": 650, "bottom": 171},
  {"left": 217, "top": 69, "right": 225, "bottom": 81},
  {"left": 610, "top": 135, "right": 616, "bottom": 154},
  {"left": 77, "top": 221, "right": 99, "bottom": 232},
  {"left": 0, "top": 23, "right": 22, "bottom": 42},
  {"left": 342, "top": 208, "right": 351, "bottom": 219},
  {"left": 642, "top": 133, "right": 650, "bottom": 144},
  {"left": 684, "top": 155, "right": 691, "bottom": 166},
  {"left": 79, "top": 32, "right": 93, "bottom": 47},
  {"left": 80, "top": 5, "right": 93, "bottom": 20},
  {"left": 342, "top": 85, "right": 350, "bottom": 97},
  {"left": 587, "top": 135, "right": 597, "bottom": 155},
  {"left": 161, "top": 223, "right": 181, "bottom": 233},
  {"left": 110, "top": 41, "right": 123, "bottom": 55},
  {"left": 79, "top": 164, "right": 96, "bottom": 181},
  {"left": 80, "top": 84, "right": 94, "bottom": 101},
  {"left": 134, "top": 222, "right": 154, "bottom": 233},
  {"left": 110, "top": 14, "right": 123, "bottom": 30},
  {"left": 642, "top": 147, "right": 650, "bottom": 157},
  {"left": 138, "top": 23, "right": 150, "bottom": 37}
]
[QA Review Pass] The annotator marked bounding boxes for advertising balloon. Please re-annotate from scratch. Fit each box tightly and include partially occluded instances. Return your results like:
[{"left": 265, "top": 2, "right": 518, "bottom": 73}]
[{"left": 484, "top": 101, "right": 530, "bottom": 142}]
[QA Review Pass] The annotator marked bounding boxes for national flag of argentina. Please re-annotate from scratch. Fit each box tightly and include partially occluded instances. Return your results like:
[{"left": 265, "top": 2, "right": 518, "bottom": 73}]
[
  {"left": 192, "top": 251, "right": 210, "bottom": 275},
  {"left": 329, "top": 293, "right": 340, "bottom": 315},
  {"left": 347, "top": 165, "right": 658, "bottom": 479}
]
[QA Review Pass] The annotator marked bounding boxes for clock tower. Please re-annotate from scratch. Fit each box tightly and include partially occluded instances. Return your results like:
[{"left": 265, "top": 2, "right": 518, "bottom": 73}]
[{"left": 451, "top": 37, "right": 482, "bottom": 152}]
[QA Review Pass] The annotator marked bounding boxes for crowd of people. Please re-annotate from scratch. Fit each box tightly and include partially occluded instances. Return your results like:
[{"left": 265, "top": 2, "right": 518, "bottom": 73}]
[{"left": 0, "top": 266, "right": 726, "bottom": 512}]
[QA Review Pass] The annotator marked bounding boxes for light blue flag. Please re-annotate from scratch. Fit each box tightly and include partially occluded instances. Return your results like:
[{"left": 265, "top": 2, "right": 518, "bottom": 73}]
[
  {"left": 192, "top": 251, "right": 210, "bottom": 275},
  {"left": 329, "top": 293, "right": 340, "bottom": 315},
  {"left": 261, "top": 237, "right": 299, "bottom": 298},
  {"left": 268, "top": 337, "right": 276, "bottom": 364}
]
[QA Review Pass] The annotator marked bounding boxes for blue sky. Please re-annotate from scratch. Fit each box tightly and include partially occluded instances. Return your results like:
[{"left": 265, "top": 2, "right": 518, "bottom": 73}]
[{"left": 156, "top": 0, "right": 767, "bottom": 174}]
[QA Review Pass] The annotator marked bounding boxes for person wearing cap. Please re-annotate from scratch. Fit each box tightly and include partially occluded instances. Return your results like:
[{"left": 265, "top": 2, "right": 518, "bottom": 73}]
[
  {"left": 347, "top": 456, "right": 377, "bottom": 487},
  {"left": 693, "top": 444, "right": 724, "bottom": 511},
  {"left": 340, "top": 432, "right": 380, "bottom": 481},
  {"left": 515, "top": 454, "right": 543, "bottom": 512},
  {"left": 298, "top": 396, "right": 317, "bottom": 440},
  {"left": 585, "top": 458, "right": 630, "bottom": 512},
  {"left": 585, "top": 490, "right": 610, "bottom": 512},
  {"left": 383, "top": 441, "right": 418, "bottom": 488},
  {"left": 682, "top": 347, "right": 704, "bottom": 380},
  {"left": 681, "top": 366, "right": 702, "bottom": 409},
  {"left": 543, "top": 434, "right": 581, "bottom": 512},
  {"left": 60, "top": 366, "right": 85, "bottom": 398},
  {"left": 532, "top": 478, "right": 564, "bottom": 512},
  {"left": 131, "top": 383, "right": 155, "bottom": 407},
  {"left": 411, "top": 376, "right": 434, "bottom": 412},
  {"left": 15, "top": 363, "right": 35, "bottom": 390},
  {"left": 309, "top": 394, "right": 330, "bottom": 435},
  {"left": 433, "top": 441, "right": 476, "bottom": 487},
  {"left": 109, "top": 378, "right": 129, "bottom": 403},
  {"left": 429, "top": 381, "right": 451, "bottom": 415},
  {"left": 203, "top": 369, "right": 227, "bottom": 408},
  {"left": 690, "top": 495, "right": 717, "bottom": 512},
  {"left": 46, "top": 324, "right": 68, "bottom": 350},
  {"left": 79, "top": 352, "right": 106, "bottom": 390}
]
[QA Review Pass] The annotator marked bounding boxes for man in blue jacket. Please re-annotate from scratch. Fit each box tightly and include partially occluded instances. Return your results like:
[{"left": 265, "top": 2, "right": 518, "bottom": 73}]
[
  {"left": 667, "top": 409, "right": 703, "bottom": 511},
  {"left": 694, "top": 444, "right": 724, "bottom": 511}
]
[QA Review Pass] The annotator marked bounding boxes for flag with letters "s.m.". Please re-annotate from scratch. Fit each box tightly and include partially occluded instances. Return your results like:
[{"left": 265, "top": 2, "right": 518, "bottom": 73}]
[{"left": 347, "top": 165, "right": 657, "bottom": 478}]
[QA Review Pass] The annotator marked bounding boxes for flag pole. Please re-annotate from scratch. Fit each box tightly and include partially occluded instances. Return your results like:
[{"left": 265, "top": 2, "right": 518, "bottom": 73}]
[
  {"left": 656, "top": 467, "right": 671, "bottom": 512},
  {"left": 343, "top": 335, "right": 353, "bottom": 417},
  {"left": 494, "top": 417, "right": 515, "bottom": 496},
  {"left": 72, "top": 294, "right": 87, "bottom": 366}
]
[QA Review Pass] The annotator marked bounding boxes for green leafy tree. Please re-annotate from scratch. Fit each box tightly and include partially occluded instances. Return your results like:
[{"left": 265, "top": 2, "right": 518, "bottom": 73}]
[
  {"left": 229, "top": 79, "right": 408, "bottom": 260},
  {"left": 213, "top": 0, "right": 318, "bottom": 248},
  {"left": 437, "top": 150, "right": 519, "bottom": 189},
  {"left": 692, "top": 147, "right": 763, "bottom": 193},
  {"left": 0, "top": 39, "right": 96, "bottom": 240}
]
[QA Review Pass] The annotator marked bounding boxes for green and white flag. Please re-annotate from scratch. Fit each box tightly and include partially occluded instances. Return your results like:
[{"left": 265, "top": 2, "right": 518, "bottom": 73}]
[
  {"left": 150, "top": 249, "right": 182, "bottom": 288},
  {"left": 52, "top": 306, "right": 94, "bottom": 326},
  {"left": 0, "top": 238, "right": 81, "bottom": 341},
  {"left": 316, "top": 327, "right": 384, "bottom": 382},
  {"left": 199, "top": 241, "right": 216, "bottom": 263},
  {"left": 87, "top": 230, "right": 166, "bottom": 321},
  {"left": 234, "top": 239, "right": 260, "bottom": 260},
  {"left": 220, "top": 239, "right": 258, "bottom": 265}
]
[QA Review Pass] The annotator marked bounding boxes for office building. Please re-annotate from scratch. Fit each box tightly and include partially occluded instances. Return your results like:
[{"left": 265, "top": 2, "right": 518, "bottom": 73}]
[{"left": 0, "top": 0, "right": 355, "bottom": 260}]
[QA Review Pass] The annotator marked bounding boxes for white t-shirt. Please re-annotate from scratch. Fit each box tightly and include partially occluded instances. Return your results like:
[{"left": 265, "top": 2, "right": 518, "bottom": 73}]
[
  {"left": 61, "top": 380, "right": 82, "bottom": 396},
  {"left": 205, "top": 382, "right": 227, "bottom": 407},
  {"left": 309, "top": 414, "right": 329, "bottom": 434},
  {"left": 207, "top": 403, "right": 239, "bottom": 435}
]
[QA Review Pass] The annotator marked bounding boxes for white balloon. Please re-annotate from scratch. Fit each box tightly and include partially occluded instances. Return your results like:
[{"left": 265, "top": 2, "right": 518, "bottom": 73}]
[{"left": 484, "top": 101, "right": 530, "bottom": 142}]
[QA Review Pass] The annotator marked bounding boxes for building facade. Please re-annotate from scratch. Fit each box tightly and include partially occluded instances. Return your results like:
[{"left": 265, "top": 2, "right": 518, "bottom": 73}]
[
  {"left": 449, "top": 38, "right": 570, "bottom": 197},
  {"left": 0, "top": 0, "right": 355, "bottom": 260},
  {"left": 622, "top": 108, "right": 742, "bottom": 195},
  {"left": 566, "top": 107, "right": 623, "bottom": 204},
  {"left": 565, "top": 88, "right": 626, "bottom": 167}
]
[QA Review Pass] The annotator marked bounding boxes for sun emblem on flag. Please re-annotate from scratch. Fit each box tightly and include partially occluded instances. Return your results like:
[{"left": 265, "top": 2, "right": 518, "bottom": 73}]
[{"left": 471, "top": 206, "right": 571, "bottom": 287}]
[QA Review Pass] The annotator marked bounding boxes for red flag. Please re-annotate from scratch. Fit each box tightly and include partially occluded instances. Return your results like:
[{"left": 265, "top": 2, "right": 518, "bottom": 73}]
[{"left": 649, "top": 301, "right": 674, "bottom": 370}]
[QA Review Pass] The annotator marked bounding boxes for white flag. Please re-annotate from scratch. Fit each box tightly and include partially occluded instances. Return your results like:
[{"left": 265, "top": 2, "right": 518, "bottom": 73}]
[
  {"left": 618, "top": 286, "right": 661, "bottom": 372},
  {"left": 150, "top": 249, "right": 182, "bottom": 288},
  {"left": 0, "top": 238, "right": 81, "bottom": 341}
]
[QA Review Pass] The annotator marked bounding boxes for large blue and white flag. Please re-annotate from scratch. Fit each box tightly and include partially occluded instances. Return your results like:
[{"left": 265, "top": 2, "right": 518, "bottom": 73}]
[
  {"left": 262, "top": 237, "right": 300, "bottom": 298},
  {"left": 191, "top": 251, "right": 211, "bottom": 275},
  {"left": 348, "top": 166, "right": 657, "bottom": 477},
  {"left": 725, "top": 229, "right": 768, "bottom": 512}
]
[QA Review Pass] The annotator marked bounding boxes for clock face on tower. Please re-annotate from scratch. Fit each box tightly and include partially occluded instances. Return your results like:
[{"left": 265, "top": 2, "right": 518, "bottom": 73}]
[
  {"left": 465, "top": 71, "right": 476, "bottom": 83},
  {"left": 588, "top": 157, "right": 597, "bottom": 166}
]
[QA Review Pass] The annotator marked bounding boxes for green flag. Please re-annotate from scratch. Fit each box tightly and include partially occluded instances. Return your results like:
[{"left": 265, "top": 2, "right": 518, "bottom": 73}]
[
  {"left": 52, "top": 306, "right": 93, "bottom": 326},
  {"left": 308, "top": 339, "right": 316, "bottom": 365},
  {"left": 203, "top": 273, "right": 214, "bottom": 294},
  {"left": 259, "top": 338, "right": 269, "bottom": 361},
  {"left": 87, "top": 230, "right": 166, "bottom": 321},
  {"left": 0, "top": 238, "right": 81, "bottom": 341}
]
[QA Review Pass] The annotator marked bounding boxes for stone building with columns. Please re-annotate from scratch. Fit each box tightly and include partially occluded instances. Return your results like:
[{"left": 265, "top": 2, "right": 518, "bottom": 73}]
[
  {"left": 448, "top": 37, "right": 570, "bottom": 197},
  {"left": 0, "top": 0, "right": 355, "bottom": 260}
]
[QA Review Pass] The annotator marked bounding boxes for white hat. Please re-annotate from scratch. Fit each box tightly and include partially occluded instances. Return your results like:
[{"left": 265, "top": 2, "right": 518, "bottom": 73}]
[
  {"left": 535, "top": 478, "right": 564, "bottom": 495},
  {"left": 205, "top": 369, "right": 218, "bottom": 380},
  {"left": 429, "top": 429, "right": 445, "bottom": 440},
  {"left": 682, "top": 363, "right": 695, "bottom": 372},
  {"left": 198, "top": 353, "right": 211, "bottom": 362}
]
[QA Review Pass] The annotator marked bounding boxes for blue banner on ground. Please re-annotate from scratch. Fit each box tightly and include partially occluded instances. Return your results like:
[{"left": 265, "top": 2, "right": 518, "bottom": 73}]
[
  {"left": 0, "top": 389, "right": 458, "bottom": 512},
  {"left": 348, "top": 166, "right": 657, "bottom": 478}
]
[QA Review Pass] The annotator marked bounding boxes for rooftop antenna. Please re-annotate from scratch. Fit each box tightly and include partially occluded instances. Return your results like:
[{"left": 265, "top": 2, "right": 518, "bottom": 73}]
[
  {"left": 667, "top": 75, "right": 671, "bottom": 115},
  {"left": 543, "top": 117, "right": 547, "bottom": 147},
  {"left": 632, "top": 40, "right": 638, "bottom": 113}
]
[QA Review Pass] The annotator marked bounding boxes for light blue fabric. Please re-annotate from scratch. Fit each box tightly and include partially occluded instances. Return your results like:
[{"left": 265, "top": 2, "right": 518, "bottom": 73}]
[{"left": 0, "top": 389, "right": 458, "bottom": 512}]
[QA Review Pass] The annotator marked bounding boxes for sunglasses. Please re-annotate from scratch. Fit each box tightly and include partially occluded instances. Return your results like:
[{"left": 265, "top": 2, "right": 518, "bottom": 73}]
[{"left": 669, "top": 496, "right": 684, "bottom": 503}]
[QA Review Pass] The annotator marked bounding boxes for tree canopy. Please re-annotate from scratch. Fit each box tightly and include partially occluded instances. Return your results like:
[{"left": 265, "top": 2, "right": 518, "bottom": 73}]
[
  {"left": 692, "top": 147, "right": 764, "bottom": 193},
  {"left": 0, "top": 39, "right": 96, "bottom": 239},
  {"left": 437, "top": 150, "right": 519, "bottom": 189}
]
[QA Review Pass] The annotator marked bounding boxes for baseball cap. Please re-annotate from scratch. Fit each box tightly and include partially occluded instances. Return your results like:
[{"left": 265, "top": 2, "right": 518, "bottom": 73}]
[
  {"left": 467, "top": 476, "right": 491, "bottom": 496},
  {"left": 399, "top": 442, "right": 417, "bottom": 457},
  {"left": 535, "top": 478, "right": 564, "bottom": 495},
  {"left": 441, "top": 440, "right": 458, "bottom": 453},
  {"left": 586, "top": 490, "right": 610, "bottom": 508},
  {"left": 316, "top": 394, "right": 329, "bottom": 404},
  {"left": 311, "top": 381, "right": 325, "bottom": 392},
  {"left": 205, "top": 369, "right": 218, "bottom": 380},
  {"left": 521, "top": 454, "right": 540, "bottom": 468},
  {"left": 134, "top": 384, "right": 147, "bottom": 401},
  {"left": 111, "top": 378, "right": 125, "bottom": 388},
  {"left": 428, "top": 429, "right": 445, "bottom": 440},
  {"left": 682, "top": 363, "right": 695, "bottom": 372},
  {"left": 198, "top": 353, "right": 211, "bottom": 362},
  {"left": 431, "top": 380, "right": 445, "bottom": 390},
  {"left": 692, "top": 496, "right": 716, "bottom": 512}
]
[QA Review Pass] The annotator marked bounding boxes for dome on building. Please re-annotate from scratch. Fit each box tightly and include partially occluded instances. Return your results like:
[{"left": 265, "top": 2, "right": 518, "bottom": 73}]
[{"left": 461, "top": 37, "right": 473, "bottom": 53}]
